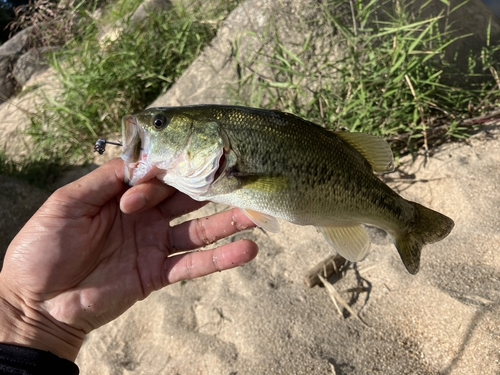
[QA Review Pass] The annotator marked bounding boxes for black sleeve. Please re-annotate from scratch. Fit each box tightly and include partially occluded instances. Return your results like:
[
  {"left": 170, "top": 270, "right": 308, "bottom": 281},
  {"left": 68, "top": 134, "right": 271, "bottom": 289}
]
[{"left": 0, "top": 343, "right": 79, "bottom": 375}]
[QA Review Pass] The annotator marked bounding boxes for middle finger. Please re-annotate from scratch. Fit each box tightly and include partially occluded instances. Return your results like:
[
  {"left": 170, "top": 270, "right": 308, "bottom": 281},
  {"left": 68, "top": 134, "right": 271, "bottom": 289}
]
[{"left": 169, "top": 208, "right": 256, "bottom": 251}]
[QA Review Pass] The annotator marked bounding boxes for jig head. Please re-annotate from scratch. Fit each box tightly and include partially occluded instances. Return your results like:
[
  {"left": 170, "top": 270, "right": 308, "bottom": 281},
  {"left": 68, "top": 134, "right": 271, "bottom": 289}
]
[{"left": 94, "top": 139, "right": 122, "bottom": 155}]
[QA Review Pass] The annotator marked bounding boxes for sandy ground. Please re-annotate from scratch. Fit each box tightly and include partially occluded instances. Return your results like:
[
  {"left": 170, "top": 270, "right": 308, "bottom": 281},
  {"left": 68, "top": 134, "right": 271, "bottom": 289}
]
[{"left": 74, "top": 126, "right": 500, "bottom": 375}]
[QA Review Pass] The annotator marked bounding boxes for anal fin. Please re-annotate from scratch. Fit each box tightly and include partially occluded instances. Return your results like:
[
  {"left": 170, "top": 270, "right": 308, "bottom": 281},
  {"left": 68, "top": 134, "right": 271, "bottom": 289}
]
[
  {"left": 240, "top": 209, "right": 280, "bottom": 233},
  {"left": 317, "top": 225, "right": 371, "bottom": 262}
]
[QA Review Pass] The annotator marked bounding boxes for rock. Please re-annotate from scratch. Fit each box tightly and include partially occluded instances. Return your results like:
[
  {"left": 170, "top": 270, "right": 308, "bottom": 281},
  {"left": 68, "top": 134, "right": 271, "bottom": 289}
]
[
  {"left": 485, "top": 0, "right": 500, "bottom": 16},
  {"left": 0, "top": 56, "right": 16, "bottom": 102},
  {"left": 0, "top": 176, "right": 50, "bottom": 268},
  {"left": 0, "top": 27, "right": 33, "bottom": 101},
  {"left": 150, "top": 0, "right": 350, "bottom": 107},
  {"left": 98, "top": 0, "right": 173, "bottom": 46},
  {"left": 0, "top": 68, "right": 61, "bottom": 162},
  {"left": 12, "top": 46, "right": 57, "bottom": 87},
  {"left": 130, "top": 0, "right": 172, "bottom": 25},
  {"left": 0, "top": 27, "right": 32, "bottom": 57}
]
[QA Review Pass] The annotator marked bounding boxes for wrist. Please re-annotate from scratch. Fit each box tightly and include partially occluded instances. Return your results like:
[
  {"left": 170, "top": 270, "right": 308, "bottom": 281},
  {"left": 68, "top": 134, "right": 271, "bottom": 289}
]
[{"left": 0, "top": 286, "right": 85, "bottom": 362}]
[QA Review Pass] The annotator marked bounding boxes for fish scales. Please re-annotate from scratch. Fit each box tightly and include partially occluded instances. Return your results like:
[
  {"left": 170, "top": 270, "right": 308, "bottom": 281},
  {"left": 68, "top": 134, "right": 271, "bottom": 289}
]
[
  {"left": 196, "top": 106, "right": 413, "bottom": 229},
  {"left": 121, "top": 105, "right": 454, "bottom": 274}
]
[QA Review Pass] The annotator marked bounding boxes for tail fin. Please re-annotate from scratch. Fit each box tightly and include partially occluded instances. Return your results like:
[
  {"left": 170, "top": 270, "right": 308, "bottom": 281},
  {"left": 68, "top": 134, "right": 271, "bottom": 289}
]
[{"left": 395, "top": 202, "right": 454, "bottom": 274}]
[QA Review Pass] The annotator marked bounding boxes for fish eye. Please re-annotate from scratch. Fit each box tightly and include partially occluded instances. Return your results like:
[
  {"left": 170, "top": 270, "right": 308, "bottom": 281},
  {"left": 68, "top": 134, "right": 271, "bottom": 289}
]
[{"left": 152, "top": 114, "right": 168, "bottom": 130}]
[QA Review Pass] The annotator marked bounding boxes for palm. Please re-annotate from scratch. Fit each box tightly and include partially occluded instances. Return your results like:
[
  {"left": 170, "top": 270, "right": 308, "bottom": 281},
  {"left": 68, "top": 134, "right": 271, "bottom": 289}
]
[
  {"left": 2, "top": 160, "right": 257, "bottom": 335},
  {"left": 26, "top": 197, "right": 173, "bottom": 332}
]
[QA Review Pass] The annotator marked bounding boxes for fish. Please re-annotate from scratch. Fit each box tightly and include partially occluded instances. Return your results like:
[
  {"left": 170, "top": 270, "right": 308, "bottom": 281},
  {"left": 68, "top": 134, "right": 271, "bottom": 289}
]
[{"left": 121, "top": 105, "right": 454, "bottom": 274}]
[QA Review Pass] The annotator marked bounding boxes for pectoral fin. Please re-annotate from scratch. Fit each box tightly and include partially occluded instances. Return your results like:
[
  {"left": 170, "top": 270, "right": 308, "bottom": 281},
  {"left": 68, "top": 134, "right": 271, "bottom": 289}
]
[
  {"left": 239, "top": 175, "right": 289, "bottom": 193},
  {"left": 318, "top": 225, "right": 371, "bottom": 262},
  {"left": 241, "top": 209, "right": 280, "bottom": 233},
  {"left": 207, "top": 172, "right": 288, "bottom": 198}
]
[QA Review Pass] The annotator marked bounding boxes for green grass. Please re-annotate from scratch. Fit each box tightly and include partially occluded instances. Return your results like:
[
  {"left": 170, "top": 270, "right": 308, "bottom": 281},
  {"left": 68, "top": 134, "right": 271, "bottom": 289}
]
[
  {"left": 233, "top": 0, "right": 500, "bottom": 156},
  {"left": 1, "top": 0, "right": 238, "bottom": 187},
  {"left": 32, "top": 1, "right": 225, "bottom": 163},
  {"left": 2, "top": 0, "right": 500, "bottom": 187}
]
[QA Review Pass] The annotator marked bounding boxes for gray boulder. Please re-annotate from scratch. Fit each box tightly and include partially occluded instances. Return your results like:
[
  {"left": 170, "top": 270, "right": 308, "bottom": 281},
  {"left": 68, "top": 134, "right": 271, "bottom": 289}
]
[
  {"left": 0, "top": 27, "right": 31, "bottom": 104},
  {"left": 130, "top": 0, "right": 172, "bottom": 25},
  {"left": 150, "top": 0, "right": 350, "bottom": 107},
  {"left": 0, "top": 27, "right": 33, "bottom": 102},
  {"left": 0, "top": 27, "right": 32, "bottom": 57},
  {"left": 12, "top": 46, "right": 57, "bottom": 87},
  {"left": 0, "top": 56, "right": 15, "bottom": 102}
]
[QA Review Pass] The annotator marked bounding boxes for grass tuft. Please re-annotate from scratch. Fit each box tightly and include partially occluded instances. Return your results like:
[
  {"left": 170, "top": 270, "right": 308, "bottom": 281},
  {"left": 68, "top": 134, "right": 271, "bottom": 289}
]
[
  {"left": 2, "top": 0, "right": 499, "bottom": 186},
  {"left": 32, "top": 3, "right": 220, "bottom": 165},
  {"left": 233, "top": 0, "right": 500, "bottom": 156},
  {"left": 3, "top": 0, "right": 239, "bottom": 187}
]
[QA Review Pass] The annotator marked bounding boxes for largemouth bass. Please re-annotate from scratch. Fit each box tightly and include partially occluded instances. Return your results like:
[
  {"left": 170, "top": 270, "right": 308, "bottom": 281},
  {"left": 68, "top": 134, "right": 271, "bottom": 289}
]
[{"left": 121, "top": 105, "right": 454, "bottom": 274}]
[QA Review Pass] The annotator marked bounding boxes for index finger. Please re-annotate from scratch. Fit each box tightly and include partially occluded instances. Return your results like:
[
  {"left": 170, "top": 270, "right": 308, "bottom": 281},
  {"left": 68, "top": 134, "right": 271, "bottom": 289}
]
[
  {"left": 50, "top": 159, "right": 127, "bottom": 217},
  {"left": 120, "top": 178, "right": 177, "bottom": 214},
  {"left": 60, "top": 159, "right": 178, "bottom": 217}
]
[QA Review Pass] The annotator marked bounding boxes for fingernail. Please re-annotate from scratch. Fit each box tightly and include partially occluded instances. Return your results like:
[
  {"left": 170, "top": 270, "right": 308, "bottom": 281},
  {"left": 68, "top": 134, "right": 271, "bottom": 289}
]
[{"left": 120, "top": 193, "right": 147, "bottom": 214}]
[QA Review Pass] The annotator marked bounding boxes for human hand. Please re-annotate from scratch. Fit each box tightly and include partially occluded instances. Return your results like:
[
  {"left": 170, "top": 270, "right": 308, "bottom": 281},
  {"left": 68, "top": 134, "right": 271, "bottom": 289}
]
[{"left": 0, "top": 159, "right": 258, "bottom": 361}]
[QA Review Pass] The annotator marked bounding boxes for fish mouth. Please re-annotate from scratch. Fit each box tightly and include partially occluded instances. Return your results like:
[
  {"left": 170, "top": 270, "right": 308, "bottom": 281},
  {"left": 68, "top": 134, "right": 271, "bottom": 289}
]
[
  {"left": 121, "top": 115, "right": 155, "bottom": 185},
  {"left": 214, "top": 152, "right": 227, "bottom": 181}
]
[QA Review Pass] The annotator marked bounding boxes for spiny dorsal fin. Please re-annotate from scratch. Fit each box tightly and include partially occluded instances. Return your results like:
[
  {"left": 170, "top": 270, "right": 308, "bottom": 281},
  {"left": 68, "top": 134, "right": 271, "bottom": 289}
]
[
  {"left": 335, "top": 131, "right": 394, "bottom": 173},
  {"left": 317, "top": 225, "right": 371, "bottom": 262}
]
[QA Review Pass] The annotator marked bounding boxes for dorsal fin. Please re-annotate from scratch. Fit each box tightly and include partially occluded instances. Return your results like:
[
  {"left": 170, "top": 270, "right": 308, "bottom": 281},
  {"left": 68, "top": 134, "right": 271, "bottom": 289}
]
[{"left": 335, "top": 131, "right": 394, "bottom": 173}]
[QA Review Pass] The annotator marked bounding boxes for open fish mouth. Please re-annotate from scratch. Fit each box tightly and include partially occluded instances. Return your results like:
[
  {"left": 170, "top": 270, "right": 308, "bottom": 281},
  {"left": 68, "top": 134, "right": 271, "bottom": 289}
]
[{"left": 121, "top": 115, "right": 155, "bottom": 185}]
